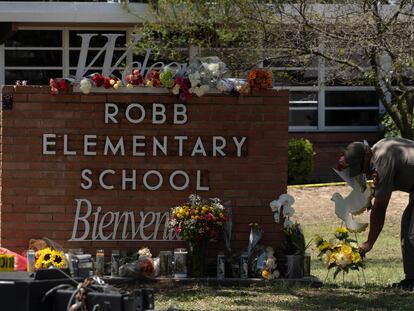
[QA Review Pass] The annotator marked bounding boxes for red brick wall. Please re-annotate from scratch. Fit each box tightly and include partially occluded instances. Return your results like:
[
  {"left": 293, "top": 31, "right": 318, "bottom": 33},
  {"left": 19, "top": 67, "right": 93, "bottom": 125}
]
[
  {"left": 289, "top": 132, "right": 382, "bottom": 182},
  {"left": 0, "top": 86, "right": 288, "bottom": 256}
]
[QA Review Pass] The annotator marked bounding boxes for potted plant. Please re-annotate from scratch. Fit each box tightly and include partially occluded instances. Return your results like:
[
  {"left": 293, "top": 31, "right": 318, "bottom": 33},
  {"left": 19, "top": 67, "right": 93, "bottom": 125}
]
[
  {"left": 283, "top": 222, "right": 308, "bottom": 278},
  {"left": 270, "top": 193, "right": 310, "bottom": 278}
]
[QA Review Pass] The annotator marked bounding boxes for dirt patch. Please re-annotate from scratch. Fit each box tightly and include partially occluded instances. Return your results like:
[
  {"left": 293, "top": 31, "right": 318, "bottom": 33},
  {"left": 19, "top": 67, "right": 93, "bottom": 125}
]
[{"left": 288, "top": 185, "right": 409, "bottom": 227}]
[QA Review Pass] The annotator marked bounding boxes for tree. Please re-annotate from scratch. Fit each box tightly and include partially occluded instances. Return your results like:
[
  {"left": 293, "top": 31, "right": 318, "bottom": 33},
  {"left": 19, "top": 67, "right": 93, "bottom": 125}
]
[
  {"left": 133, "top": 1, "right": 414, "bottom": 138},
  {"left": 244, "top": 0, "right": 414, "bottom": 139}
]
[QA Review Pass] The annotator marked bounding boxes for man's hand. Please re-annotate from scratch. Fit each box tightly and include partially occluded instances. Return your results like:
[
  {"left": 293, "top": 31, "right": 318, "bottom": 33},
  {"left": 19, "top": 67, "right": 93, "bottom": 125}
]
[{"left": 359, "top": 241, "right": 373, "bottom": 257}]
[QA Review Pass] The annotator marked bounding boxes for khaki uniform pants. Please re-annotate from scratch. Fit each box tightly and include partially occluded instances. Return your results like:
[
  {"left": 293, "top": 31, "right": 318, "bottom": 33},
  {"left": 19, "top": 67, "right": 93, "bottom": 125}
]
[{"left": 401, "top": 193, "right": 414, "bottom": 279}]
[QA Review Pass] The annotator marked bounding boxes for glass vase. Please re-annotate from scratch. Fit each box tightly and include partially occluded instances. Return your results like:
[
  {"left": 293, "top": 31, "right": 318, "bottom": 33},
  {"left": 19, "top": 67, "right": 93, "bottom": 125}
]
[{"left": 187, "top": 240, "right": 207, "bottom": 278}]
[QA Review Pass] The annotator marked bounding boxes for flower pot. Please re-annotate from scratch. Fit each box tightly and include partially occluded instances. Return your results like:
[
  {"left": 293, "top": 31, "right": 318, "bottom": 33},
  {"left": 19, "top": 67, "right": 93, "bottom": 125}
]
[{"left": 285, "top": 255, "right": 304, "bottom": 279}]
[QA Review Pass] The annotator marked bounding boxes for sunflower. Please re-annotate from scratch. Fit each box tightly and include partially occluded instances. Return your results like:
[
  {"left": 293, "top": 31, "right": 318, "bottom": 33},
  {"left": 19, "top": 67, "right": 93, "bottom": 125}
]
[
  {"left": 35, "top": 247, "right": 54, "bottom": 269},
  {"left": 50, "top": 250, "right": 66, "bottom": 269}
]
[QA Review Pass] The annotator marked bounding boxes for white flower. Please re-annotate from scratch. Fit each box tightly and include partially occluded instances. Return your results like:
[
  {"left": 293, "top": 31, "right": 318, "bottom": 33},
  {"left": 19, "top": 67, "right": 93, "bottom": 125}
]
[
  {"left": 279, "top": 193, "right": 295, "bottom": 206},
  {"left": 79, "top": 78, "right": 92, "bottom": 94},
  {"left": 269, "top": 200, "right": 282, "bottom": 212},
  {"left": 283, "top": 218, "right": 294, "bottom": 228},
  {"left": 283, "top": 205, "right": 295, "bottom": 217},
  {"left": 350, "top": 242, "right": 358, "bottom": 249},
  {"left": 271, "top": 270, "right": 280, "bottom": 279},
  {"left": 329, "top": 238, "right": 340, "bottom": 248},
  {"left": 273, "top": 213, "right": 280, "bottom": 223},
  {"left": 172, "top": 84, "right": 180, "bottom": 95},
  {"left": 336, "top": 252, "right": 352, "bottom": 268},
  {"left": 138, "top": 247, "right": 152, "bottom": 258},
  {"left": 192, "top": 85, "right": 209, "bottom": 97}
]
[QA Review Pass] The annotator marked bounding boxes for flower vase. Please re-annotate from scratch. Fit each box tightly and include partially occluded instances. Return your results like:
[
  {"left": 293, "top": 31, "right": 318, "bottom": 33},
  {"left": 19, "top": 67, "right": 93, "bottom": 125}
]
[
  {"left": 286, "top": 254, "right": 304, "bottom": 279},
  {"left": 187, "top": 241, "right": 207, "bottom": 278}
]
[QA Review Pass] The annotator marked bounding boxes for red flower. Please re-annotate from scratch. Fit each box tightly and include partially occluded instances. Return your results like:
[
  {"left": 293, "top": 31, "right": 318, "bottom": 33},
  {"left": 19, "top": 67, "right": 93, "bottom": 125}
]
[
  {"left": 92, "top": 74, "right": 105, "bottom": 87},
  {"left": 147, "top": 70, "right": 161, "bottom": 87},
  {"left": 103, "top": 77, "right": 112, "bottom": 89},
  {"left": 126, "top": 70, "right": 144, "bottom": 86}
]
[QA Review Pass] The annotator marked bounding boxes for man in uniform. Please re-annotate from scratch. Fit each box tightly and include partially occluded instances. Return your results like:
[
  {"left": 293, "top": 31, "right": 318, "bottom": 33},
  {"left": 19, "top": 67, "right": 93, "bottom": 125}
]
[{"left": 341, "top": 137, "right": 414, "bottom": 290}]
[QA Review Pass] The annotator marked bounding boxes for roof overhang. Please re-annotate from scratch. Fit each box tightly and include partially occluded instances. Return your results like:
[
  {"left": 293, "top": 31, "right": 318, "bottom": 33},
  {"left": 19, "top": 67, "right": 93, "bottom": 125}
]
[{"left": 0, "top": 2, "right": 150, "bottom": 25}]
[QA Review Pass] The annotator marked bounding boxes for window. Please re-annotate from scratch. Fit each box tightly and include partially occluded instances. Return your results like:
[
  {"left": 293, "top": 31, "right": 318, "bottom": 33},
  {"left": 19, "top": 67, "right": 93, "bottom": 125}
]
[
  {"left": 289, "top": 91, "right": 318, "bottom": 127},
  {"left": 3, "top": 28, "right": 130, "bottom": 85},
  {"left": 325, "top": 90, "right": 379, "bottom": 127},
  {"left": 4, "top": 30, "right": 63, "bottom": 84}
]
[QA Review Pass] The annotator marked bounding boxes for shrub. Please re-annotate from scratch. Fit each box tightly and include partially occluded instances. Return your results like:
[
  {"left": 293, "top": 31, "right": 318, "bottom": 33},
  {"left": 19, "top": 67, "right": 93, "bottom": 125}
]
[{"left": 288, "top": 138, "right": 314, "bottom": 185}]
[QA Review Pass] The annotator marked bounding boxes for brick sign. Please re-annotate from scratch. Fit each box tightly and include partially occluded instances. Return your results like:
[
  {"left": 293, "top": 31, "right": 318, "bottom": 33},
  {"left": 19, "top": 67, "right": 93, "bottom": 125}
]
[{"left": 0, "top": 86, "right": 288, "bottom": 255}]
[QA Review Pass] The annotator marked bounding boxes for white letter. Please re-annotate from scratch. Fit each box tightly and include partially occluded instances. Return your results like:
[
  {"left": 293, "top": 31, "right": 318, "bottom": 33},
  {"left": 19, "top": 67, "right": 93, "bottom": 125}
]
[
  {"left": 139, "top": 212, "right": 156, "bottom": 240},
  {"left": 174, "top": 136, "right": 188, "bottom": 156},
  {"left": 43, "top": 134, "right": 56, "bottom": 155},
  {"left": 84, "top": 135, "right": 97, "bottom": 156},
  {"left": 71, "top": 198, "right": 92, "bottom": 241},
  {"left": 99, "top": 169, "right": 115, "bottom": 190},
  {"left": 213, "top": 136, "right": 226, "bottom": 157},
  {"left": 191, "top": 137, "right": 207, "bottom": 156},
  {"left": 233, "top": 136, "right": 247, "bottom": 157},
  {"left": 80, "top": 169, "right": 92, "bottom": 190},
  {"left": 112, "top": 211, "right": 134, "bottom": 240},
  {"left": 132, "top": 136, "right": 146, "bottom": 156},
  {"left": 152, "top": 103, "right": 166, "bottom": 124},
  {"left": 126, "top": 103, "right": 145, "bottom": 124},
  {"left": 174, "top": 104, "right": 187, "bottom": 124},
  {"left": 122, "top": 169, "right": 137, "bottom": 190},
  {"left": 143, "top": 170, "right": 163, "bottom": 190},
  {"left": 104, "top": 137, "right": 125, "bottom": 156},
  {"left": 153, "top": 136, "right": 167, "bottom": 156},
  {"left": 63, "top": 134, "right": 76, "bottom": 155},
  {"left": 105, "top": 103, "right": 118, "bottom": 124},
  {"left": 196, "top": 170, "right": 210, "bottom": 191},
  {"left": 169, "top": 170, "right": 190, "bottom": 191},
  {"left": 99, "top": 212, "right": 115, "bottom": 240}
]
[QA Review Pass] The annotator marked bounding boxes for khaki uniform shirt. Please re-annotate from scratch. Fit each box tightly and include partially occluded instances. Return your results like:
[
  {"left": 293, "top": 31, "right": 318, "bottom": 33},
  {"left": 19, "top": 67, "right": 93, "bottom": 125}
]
[{"left": 372, "top": 137, "right": 414, "bottom": 198}]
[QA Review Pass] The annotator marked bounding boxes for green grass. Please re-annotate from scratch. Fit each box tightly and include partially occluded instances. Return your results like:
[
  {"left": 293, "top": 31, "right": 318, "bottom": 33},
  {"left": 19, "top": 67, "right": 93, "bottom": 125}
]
[{"left": 154, "top": 191, "right": 411, "bottom": 310}]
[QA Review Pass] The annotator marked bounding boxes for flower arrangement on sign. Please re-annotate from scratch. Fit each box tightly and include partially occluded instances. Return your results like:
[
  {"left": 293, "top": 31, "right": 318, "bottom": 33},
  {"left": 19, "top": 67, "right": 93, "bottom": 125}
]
[
  {"left": 170, "top": 194, "right": 227, "bottom": 244},
  {"left": 49, "top": 56, "right": 247, "bottom": 100},
  {"left": 35, "top": 247, "right": 65, "bottom": 270},
  {"left": 315, "top": 227, "right": 363, "bottom": 279},
  {"left": 247, "top": 69, "right": 273, "bottom": 90}
]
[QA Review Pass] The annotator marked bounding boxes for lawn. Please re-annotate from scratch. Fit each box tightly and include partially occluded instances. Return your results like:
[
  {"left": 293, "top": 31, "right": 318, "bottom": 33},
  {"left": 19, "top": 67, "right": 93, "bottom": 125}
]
[{"left": 154, "top": 186, "right": 412, "bottom": 310}]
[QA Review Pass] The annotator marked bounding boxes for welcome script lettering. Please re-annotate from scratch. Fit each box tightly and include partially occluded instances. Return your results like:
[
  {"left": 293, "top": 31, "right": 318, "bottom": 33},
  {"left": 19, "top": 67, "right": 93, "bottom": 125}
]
[{"left": 41, "top": 34, "right": 248, "bottom": 242}]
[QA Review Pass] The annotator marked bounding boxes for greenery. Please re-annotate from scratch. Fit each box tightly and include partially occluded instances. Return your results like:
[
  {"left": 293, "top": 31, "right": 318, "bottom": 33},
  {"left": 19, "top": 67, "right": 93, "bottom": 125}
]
[
  {"left": 288, "top": 139, "right": 314, "bottom": 185},
  {"left": 283, "top": 222, "right": 307, "bottom": 255}
]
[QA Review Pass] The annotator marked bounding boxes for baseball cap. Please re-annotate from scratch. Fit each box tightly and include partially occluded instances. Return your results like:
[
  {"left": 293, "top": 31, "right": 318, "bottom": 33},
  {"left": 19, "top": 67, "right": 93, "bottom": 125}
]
[{"left": 344, "top": 141, "right": 368, "bottom": 177}]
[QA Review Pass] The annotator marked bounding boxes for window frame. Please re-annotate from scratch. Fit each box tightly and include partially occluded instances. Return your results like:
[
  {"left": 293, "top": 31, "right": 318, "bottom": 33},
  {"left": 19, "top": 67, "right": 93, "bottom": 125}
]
[{"left": 0, "top": 26, "right": 133, "bottom": 85}]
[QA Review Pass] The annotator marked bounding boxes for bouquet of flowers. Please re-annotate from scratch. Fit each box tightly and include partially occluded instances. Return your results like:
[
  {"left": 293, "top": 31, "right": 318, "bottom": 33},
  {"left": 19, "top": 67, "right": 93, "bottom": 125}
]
[
  {"left": 35, "top": 247, "right": 65, "bottom": 270},
  {"left": 247, "top": 69, "right": 273, "bottom": 90},
  {"left": 170, "top": 194, "right": 227, "bottom": 244},
  {"left": 315, "top": 227, "right": 363, "bottom": 279}
]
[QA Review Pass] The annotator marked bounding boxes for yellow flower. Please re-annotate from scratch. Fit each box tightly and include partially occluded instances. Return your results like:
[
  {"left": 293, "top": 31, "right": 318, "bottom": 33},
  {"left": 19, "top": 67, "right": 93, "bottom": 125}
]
[
  {"left": 352, "top": 251, "right": 362, "bottom": 264},
  {"left": 318, "top": 241, "right": 330, "bottom": 252},
  {"left": 113, "top": 82, "right": 121, "bottom": 90},
  {"left": 110, "top": 79, "right": 116, "bottom": 86},
  {"left": 126, "top": 83, "right": 134, "bottom": 89},
  {"left": 35, "top": 247, "right": 54, "bottom": 269},
  {"left": 335, "top": 227, "right": 348, "bottom": 234},
  {"left": 340, "top": 244, "right": 353, "bottom": 255},
  {"left": 50, "top": 250, "right": 66, "bottom": 269},
  {"left": 262, "top": 270, "right": 270, "bottom": 279}
]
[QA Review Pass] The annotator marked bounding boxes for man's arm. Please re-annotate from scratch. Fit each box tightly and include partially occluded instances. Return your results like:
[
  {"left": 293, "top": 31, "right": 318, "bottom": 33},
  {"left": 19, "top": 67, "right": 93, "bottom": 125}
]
[{"left": 359, "top": 193, "right": 392, "bottom": 255}]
